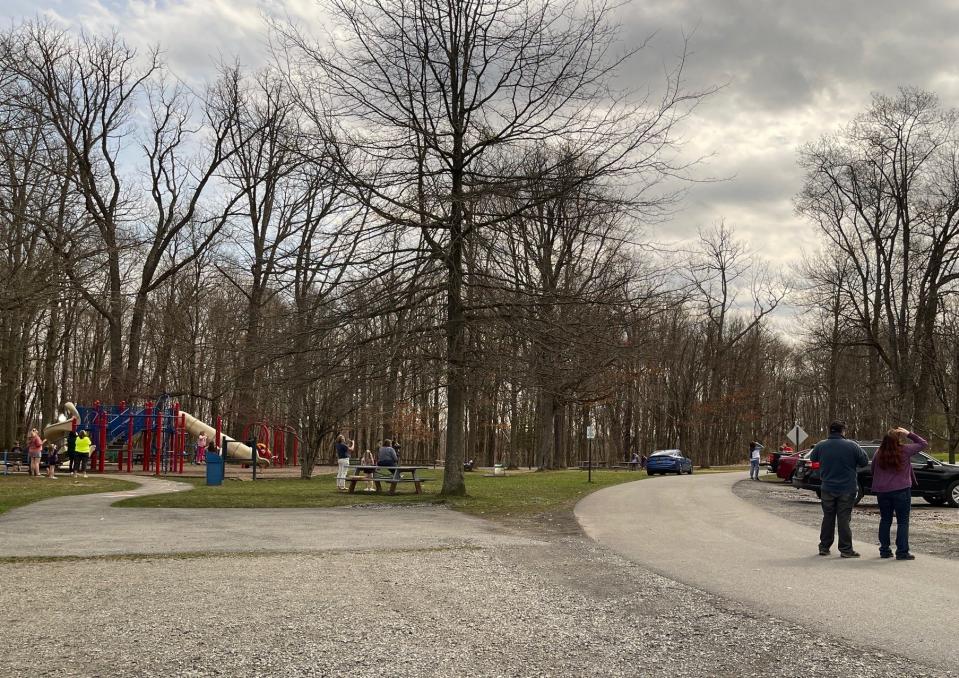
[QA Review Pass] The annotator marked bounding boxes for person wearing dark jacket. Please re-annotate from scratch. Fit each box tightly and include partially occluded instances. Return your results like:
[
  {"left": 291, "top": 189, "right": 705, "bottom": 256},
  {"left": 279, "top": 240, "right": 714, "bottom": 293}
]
[
  {"left": 809, "top": 420, "right": 869, "bottom": 558},
  {"left": 66, "top": 430, "right": 77, "bottom": 474},
  {"left": 377, "top": 439, "right": 398, "bottom": 467}
]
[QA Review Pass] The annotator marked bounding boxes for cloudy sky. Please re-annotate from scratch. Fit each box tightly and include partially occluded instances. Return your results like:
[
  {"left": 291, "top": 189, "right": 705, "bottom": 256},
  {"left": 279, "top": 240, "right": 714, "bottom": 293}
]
[{"left": 6, "top": 0, "right": 959, "bottom": 271}]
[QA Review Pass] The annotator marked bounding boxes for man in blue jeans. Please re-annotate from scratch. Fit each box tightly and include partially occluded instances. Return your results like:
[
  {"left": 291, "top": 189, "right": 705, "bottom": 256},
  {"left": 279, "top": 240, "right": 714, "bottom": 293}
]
[{"left": 809, "top": 420, "right": 869, "bottom": 558}]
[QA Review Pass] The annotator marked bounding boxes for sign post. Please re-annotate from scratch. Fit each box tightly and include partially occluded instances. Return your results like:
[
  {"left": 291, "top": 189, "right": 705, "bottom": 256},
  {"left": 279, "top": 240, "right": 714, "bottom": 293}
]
[
  {"left": 786, "top": 423, "right": 808, "bottom": 449},
  {"left": 586, "top": 423, "right": 596, "bottom": 483}
]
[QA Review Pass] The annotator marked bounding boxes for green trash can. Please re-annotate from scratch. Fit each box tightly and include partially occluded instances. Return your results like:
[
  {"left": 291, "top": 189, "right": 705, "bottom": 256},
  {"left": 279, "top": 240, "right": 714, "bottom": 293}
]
[{"left": 205, "top": 451, "right": 224, "bottom": 486}]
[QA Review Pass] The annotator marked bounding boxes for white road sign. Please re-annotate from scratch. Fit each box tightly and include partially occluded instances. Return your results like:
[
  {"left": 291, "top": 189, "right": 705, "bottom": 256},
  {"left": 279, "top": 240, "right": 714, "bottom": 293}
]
[
  {"left": 786, "top": 424, "right": 808, "bottom": 447},
  {"left": 586, "top": 425, "right": 596, "bottom": 440}
]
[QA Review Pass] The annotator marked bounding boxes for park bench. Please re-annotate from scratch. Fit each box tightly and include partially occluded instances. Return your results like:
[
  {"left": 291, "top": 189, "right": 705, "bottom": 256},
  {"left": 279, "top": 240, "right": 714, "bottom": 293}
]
[
  {"left": 577, "top": 461, "right": 607, "bottom": 470},
  {"left": 2, "top": 449, "right": 24, "bottom": 473}
]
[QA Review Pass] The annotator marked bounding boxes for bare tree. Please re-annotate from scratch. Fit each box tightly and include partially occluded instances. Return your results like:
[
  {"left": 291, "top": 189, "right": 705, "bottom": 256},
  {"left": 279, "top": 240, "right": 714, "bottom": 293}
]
[
  {"left": 5, "top": 22, "right": 244, "bottom": 398},
  {"left": 279, "top": 0, "right": 707, "bottom": 494},
  {"left": 798, "top": 87, "right": 959, "bottom": 432},
  {"left": 686, "top": 223, "right": 786, "bottom": 465}
]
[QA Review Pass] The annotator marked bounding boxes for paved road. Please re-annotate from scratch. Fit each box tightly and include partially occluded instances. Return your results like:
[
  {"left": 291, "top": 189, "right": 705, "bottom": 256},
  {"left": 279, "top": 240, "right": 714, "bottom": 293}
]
[
  {"left": 575, "top": 471, "right": 959, "bottom": 671},
  {"left": 0, "top": 475, "right": 541, "bottom": 558}
]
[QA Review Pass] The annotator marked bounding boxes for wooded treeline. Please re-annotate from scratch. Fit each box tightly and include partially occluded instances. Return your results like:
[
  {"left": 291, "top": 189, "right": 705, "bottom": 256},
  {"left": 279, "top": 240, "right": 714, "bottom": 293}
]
[{"left": 2, "top": 6, "right": 958, "bottom": 492}]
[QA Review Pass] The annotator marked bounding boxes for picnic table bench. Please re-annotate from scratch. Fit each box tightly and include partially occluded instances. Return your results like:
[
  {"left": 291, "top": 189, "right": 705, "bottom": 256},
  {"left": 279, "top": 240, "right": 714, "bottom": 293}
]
[
  {"left": 2, "top": 449, "right": 24, "bottom": 473},
  {"left": 610, "top": 461, "right": 643, "bottom": 471},
  {"left": 577, "top": 460, "right": 607, "bottom": 470},
  {"left": 347, "top": 465, "right": 431, "bottom": 495}
]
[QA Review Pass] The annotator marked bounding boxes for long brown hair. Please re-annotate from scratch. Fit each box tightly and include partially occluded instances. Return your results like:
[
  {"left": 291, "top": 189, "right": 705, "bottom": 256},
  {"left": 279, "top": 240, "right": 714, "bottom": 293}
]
[{"left": 874, "top": 430, "right": 905, "bottom": 471}]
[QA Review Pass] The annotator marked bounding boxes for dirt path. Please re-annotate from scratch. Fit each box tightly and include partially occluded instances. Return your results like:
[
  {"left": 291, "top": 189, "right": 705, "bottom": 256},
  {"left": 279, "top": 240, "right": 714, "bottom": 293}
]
[{"left": 0, "top": 474, "right": 540, "bottom": 558}]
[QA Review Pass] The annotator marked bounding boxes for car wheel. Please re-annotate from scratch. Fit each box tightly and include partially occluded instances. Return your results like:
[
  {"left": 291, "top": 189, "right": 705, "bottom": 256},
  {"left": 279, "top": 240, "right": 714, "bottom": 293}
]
[
  {"left": 854, "top": 483, "right": 865, "bottom": 505},
  {"left": 923, "top": 495, "right": 946, "bottom": 506},
  {"left": 947, "top": 480, "right": 959, "bottom": 508},
  {"left": 815, "top": 489, "right": 821, "bottom": 499}
]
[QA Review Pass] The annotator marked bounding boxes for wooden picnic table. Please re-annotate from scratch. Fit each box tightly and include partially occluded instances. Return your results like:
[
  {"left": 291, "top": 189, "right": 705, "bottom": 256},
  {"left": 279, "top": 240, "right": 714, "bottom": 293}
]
[{"left": 347, "top": 465, "right": 431, "bottom": 495}]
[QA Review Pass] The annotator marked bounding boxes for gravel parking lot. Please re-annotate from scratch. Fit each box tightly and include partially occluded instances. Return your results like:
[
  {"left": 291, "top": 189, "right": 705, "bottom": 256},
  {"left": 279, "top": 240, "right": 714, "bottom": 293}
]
[
  {"left": 735, "top": 476, "right": 959, "bottom": 560},
  {"left": 1, "top": 519, "right": 951, "bottom": 677}
]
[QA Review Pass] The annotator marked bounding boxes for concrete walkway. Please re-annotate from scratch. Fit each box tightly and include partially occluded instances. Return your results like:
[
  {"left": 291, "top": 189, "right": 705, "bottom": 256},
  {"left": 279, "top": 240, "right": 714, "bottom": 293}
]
[
  {"left": 575, "top": 471, "right": 959, "bottom": 671},
  {"left": 0, "top": 475, "right": 541, "bottom": 558}
]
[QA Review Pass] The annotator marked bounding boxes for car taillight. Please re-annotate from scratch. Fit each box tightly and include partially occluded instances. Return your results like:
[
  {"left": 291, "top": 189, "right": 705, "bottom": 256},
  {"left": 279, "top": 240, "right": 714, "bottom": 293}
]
[{"left": 810, "top": 461, "right": 820, "bottom": 470}]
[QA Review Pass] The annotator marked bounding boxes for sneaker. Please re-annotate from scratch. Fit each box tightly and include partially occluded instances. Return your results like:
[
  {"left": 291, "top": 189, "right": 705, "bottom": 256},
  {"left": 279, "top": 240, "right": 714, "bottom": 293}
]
[
  {"left": 896, "top": 553, "right": 916, "bottom": 561},
  {"left": 840, "top": 550, "right": 861, "bottom": 558},
  {"left": 83, "top": 473, "right": 88, "bottom": 478},
  {"left": 879, "top": 552, "right": 893, "bottom": 559},
  {"left": 71, "top": 471, "right": 76, "bottom": 477},
  {"left": 818, "top": 548, "right": 830, "bottom": 556},
  {"left": 50, "top": 476, "right": 58, "bottom": 480}
]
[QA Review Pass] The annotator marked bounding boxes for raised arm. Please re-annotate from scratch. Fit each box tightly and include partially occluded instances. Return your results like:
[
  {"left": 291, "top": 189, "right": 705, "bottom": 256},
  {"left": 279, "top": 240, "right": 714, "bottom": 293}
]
[{"left": 900, "top": 430, "right": 928, "bottom": 455}]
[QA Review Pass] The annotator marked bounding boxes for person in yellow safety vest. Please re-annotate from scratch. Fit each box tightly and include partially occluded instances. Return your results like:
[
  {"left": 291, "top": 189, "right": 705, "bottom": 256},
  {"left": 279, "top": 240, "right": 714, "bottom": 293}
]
[{"left": 73, "top": 430, "right": 95, "bottom": 478}]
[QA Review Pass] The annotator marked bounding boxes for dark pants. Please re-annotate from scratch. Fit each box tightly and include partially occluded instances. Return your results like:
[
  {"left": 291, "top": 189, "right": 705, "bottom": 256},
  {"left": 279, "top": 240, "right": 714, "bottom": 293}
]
[
  {"left": 76, "top": 454, "right": 88, "bottom": 473},
  {"left": 68, "top": 451, "right": 78, "bottom": 472},
  {"left": 877, "top": 487, "right": 911, "bottom": 556},
  {"left": 819, "top": 490, "right": 857, "bottom": 553}
]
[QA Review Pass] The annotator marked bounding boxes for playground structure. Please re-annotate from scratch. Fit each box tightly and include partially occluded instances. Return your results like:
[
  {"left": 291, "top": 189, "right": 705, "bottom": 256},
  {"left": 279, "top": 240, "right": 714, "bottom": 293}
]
[{"left": 40, "top": 399, "right": 302, "bottom": 475}]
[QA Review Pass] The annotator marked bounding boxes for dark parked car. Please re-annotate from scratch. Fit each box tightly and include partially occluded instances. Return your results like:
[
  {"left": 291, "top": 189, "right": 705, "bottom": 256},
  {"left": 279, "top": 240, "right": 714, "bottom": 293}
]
[
  {"left": 793, "top": 442, "right": 959, "bottom": 507},
  {"left": 646, "top": 449, "right": 693, "bottom": 475}
]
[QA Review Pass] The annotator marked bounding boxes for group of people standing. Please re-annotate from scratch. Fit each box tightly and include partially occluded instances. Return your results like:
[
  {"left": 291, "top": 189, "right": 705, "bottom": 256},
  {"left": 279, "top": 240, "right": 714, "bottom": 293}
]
[
  {"left": 811, "top": 420, "right": 926, "bottom": 560},
  {"left": 14, "top": 428, "right": 95, "bottom": 479},
  {"left": 334, "top": 435, "right": 400, "bottom": 492}
]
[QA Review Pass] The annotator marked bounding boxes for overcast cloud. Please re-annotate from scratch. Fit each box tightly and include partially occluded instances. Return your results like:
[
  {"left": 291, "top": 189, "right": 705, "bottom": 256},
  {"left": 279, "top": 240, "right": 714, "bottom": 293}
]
[{"left": 6, "top": 0, "right": 959, "bottom": 272}]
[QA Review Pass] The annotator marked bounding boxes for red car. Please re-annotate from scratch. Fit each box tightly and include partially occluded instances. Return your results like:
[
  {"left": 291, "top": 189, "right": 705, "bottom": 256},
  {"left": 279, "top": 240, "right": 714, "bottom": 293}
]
[{"left": 775, "top": 450, "right": 809, "bottom": 482}]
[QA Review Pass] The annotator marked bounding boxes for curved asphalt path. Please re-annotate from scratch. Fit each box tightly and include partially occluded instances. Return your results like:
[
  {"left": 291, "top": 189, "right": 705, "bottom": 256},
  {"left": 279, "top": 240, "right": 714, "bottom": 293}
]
[
  {"left": 0, "top": 475, "right": 540, "bottom": 558},
  {"left": 575, "top": 471, "right": 959, "bottom": 670}
]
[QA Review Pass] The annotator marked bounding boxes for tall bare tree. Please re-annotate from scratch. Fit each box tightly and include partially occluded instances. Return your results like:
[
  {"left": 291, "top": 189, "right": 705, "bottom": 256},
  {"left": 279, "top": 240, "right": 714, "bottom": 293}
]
[{"left": 280, "top": 0, "right": 706, "bottom": 494}]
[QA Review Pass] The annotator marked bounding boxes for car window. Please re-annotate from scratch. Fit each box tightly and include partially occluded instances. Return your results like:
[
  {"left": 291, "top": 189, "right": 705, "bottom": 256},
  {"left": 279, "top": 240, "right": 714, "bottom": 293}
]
[
  {"left": 911, "top": 453, "right": 934, "bottom": 466},
  {"left": 861, "top": 446, "right": 878, "bottom": 459}
]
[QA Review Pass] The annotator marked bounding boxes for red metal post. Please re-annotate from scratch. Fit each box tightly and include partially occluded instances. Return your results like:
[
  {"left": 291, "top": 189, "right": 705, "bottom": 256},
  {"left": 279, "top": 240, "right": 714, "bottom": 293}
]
[
  {"left": 173, "top": 403, "right": 181, "bottom": 475},
  {"left": 292, "top": 436, "right": 298, "bottom": 466},
  {"left": 273, "top": 427, "right": 282, "bottom": 467},
  {"left": 143, "top": 402, "right": 153, "bottom": 472},
  {"left": 155, "top": 408, "right": 163, "bottom": 476},
  {"left": 178, "top": 413, "right": 186, "bottom": 474},
  {"left": 126, "top": 410, "right": 134, "bottom": 473},
  {"left": 215, "top": 416, "right": 222, "bottom": 449},
  {"left": 97, "top": 404, "right": 107, "bottom": 473},
  {"left": 117, "top": 401, "right": 126, "bottom": 471}
]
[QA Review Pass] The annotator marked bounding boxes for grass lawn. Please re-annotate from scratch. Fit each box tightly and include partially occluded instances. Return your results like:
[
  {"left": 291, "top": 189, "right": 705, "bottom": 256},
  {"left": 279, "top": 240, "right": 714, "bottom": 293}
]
[
  {"left": 114, "top": 466, "right": 747, "bottom": 519},
  {"left": 0, "top": 475, "right": 139, "bottom": 516}
]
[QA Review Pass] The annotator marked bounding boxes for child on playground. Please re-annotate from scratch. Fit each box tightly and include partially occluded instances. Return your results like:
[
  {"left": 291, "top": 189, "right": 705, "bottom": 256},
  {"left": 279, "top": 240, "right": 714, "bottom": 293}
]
[
  {"left": 195, "top": 433, "right": 208, "bottom": 464},
  {"left": 361, "top": 448, "right": 376, "bottom": 491},
  {"left": 46, "top": 443, "right": 60, "bottom": 479}
]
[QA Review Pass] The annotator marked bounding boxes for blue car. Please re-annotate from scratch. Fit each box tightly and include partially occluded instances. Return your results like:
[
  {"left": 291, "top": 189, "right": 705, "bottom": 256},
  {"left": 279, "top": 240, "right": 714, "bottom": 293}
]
[{"left": 646, "top": 449, "right": 693, "bottom": 476}]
